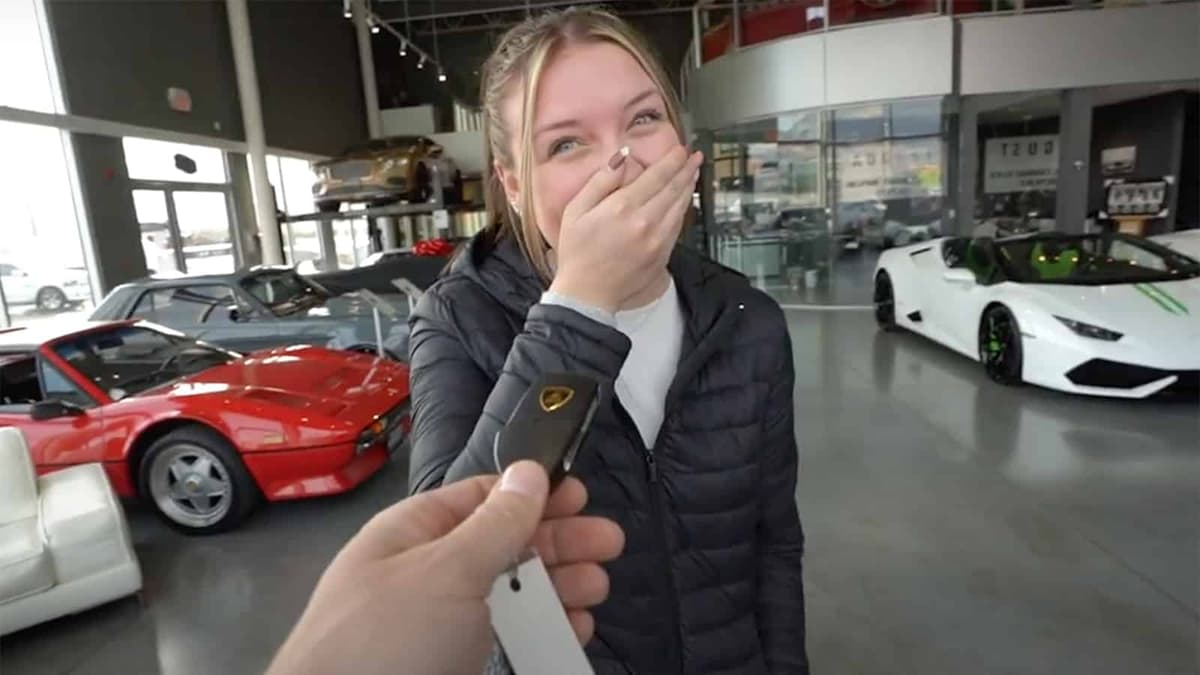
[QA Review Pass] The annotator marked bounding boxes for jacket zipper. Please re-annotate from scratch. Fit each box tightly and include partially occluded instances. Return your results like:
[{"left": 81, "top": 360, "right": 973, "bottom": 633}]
[
  {"left": 610, "top": 298, "right": 746, "bottom": 674},
  {"left": 614, "top": 401, "right": 682, "bottom": 675}
]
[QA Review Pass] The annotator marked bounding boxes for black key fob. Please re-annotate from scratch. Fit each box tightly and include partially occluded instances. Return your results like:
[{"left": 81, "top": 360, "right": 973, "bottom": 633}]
[{"left": 492, "top": 373, "right": 600, "bottom": 489}]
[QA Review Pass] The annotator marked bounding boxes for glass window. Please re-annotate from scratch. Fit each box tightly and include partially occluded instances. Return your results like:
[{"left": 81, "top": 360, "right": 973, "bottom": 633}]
[
  {"left": 123, "top": 137, "right": 227, "bottom": 184},
  {"left": 0, "top": 355, "right": 41, "bottom": 406},
  {"left": 974, "top": 92, "right": 1062, "bottom": 234},
  {"left": 0, "top": 121, "right": 96, "bottom": 328},
  {"left": 133, "top": 285, "right": 238, "bottom": 325},
  {"left": 890, "top": 99, "right": 943, "bottom": 138},
  {"left": 0, "top": 0, "right": 58, "bottom": 113},
  {"left": 38, "top": 359, "right": 93, "bottom": 408},
  {"left": 54, "top": 325, "right": 233, "bottom": 396},
  {"left": 833, "top": 105, "right": 886, "bottom": 143},
  {"left": 239, "top": 270, "right": 326, "bottom": 316},
  {"left": 173, "top": 191, "right": 236, "bottom": 275}
]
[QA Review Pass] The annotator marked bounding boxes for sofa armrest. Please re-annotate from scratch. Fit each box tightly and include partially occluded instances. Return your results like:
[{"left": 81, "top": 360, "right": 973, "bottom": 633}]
[{"left": 38, "top": 464, "right": 139, "bottom": 585}]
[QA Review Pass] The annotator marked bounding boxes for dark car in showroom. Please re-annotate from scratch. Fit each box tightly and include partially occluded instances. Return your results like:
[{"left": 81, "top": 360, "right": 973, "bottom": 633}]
[{"left": 89, "top": 268, "right": 411, "bottom": 360}]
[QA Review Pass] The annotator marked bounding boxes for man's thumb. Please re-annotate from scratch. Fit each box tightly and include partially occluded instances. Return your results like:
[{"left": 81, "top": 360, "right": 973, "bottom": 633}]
[{"left": 439, "top": 461, "right": 549, "bottom": 591}]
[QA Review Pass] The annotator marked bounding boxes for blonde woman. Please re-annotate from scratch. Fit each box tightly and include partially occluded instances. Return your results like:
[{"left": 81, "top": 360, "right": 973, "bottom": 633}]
[{"left": 408, "top": 7, "right": 808, "bottom": 674}]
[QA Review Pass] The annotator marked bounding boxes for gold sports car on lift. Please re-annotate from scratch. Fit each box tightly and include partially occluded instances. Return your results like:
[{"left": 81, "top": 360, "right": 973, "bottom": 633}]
[{"left": 311, "top": 135, "right": 462, "bottom": 212}]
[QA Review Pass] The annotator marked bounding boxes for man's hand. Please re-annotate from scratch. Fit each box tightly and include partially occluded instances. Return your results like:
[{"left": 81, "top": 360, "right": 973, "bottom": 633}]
[{"left": 266, "top": 462, "right": 624, "bottom": 675}]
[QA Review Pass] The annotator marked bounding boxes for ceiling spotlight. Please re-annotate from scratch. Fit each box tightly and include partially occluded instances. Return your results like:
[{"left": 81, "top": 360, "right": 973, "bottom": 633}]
[
  {"left": 399, "top": 41, "right": 408, "bottom": 56},
  {"left": 438, "top": 71, "right": 447, "bottom": 82},
  {"left": 370, "top": 21, "right": 381, "bottom": 35},
  {"left": 342, "top": 0, "right": 351, "bottom": 19},
  {"left": 417, "top": 56, "right": 425, "bottom": 69}
]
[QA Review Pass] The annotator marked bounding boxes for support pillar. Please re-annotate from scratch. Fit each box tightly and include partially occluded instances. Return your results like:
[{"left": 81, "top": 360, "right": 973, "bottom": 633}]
[
  {"left": 955, "top": 98, "right": 980, "bottom": 236},
  {"left": 353, "top": 0, "right": 383, "bottom": 139},
  {"left": 1055, "top": 89, "right": 1093, "bottom": 234},
  {"left": 379, "top": 216, "right": 400, "bottom": 249},
  {"left": 226, "top": 0, "right": 283, "bottom": 265},
  {"left": 317, "top": 217, "right": 339, "bottom": 271}
]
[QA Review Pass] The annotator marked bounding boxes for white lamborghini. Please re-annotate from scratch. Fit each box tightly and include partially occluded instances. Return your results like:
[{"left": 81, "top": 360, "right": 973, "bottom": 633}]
[
  {"left": 873, "top": 232, "right": 1200, "bottom": 398},
  {"left": 1151, "top": 229, "right": 1200, "bottom": 260}
]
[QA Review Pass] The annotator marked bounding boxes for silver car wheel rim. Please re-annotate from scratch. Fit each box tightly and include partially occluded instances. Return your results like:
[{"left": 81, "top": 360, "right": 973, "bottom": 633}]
[
  {"left": 149, "top": 443, "right": 233, "bottom": 528},
  {"left": 40, "top": 290, "right": 64, "bottom": 310}
]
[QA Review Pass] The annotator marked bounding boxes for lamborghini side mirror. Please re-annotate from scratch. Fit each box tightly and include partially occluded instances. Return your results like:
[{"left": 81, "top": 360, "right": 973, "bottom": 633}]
[{"left": 943, "top": 269, "right": 977, "bottom": 285}]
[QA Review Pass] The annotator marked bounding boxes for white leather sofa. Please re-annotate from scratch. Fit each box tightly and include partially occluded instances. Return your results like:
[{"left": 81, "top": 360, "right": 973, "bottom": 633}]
[{"left": 0, "top": 427, "right": 142, "bottom": 636}]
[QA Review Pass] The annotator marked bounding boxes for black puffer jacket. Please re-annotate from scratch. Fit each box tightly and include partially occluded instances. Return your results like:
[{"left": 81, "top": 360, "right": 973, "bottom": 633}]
[{"left": 407, "top": 233, "right": 808, "bottom": 674}]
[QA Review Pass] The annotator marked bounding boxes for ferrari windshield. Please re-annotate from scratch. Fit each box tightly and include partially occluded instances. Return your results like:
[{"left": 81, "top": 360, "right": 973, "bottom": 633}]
[
  {"left": 240, "top": 271, "right": 328, "bottom": 317},
  {"left": 994, "top": 234, "right": 1200, "bottom": 285},
  {"left": 52, "top": 325, "right": 235, "bottom": 397}
]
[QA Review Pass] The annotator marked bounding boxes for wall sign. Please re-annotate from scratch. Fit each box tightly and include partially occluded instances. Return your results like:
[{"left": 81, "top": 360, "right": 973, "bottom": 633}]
[
  {"left": 983, "top": 135, "right": 1058, "bottom": 194},
  {"left": 1101, "top": 146, "right": 1137, "bottom": 176},
  {"left": 1102, "top": 178, "right": 1170, "bottom": 218}
]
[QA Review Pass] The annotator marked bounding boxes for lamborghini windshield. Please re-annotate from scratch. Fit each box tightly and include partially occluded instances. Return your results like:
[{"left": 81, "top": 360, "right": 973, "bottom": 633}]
[{"left": 994, "top": 234, "right": 1200, "bottom": 285}]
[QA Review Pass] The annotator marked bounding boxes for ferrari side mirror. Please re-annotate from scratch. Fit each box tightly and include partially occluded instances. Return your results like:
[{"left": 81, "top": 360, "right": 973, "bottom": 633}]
[
  {"left": 30, "top": 400, "right": 86, "bottom": 421},
  {"left": 227, "top": 306, "right": 242, "bottom": 322}
]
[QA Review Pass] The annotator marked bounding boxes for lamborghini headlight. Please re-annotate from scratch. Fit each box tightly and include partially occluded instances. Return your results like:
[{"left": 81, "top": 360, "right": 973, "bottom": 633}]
[{"left": 1054, "top": 316, "right": 1122, "bottom": 341}]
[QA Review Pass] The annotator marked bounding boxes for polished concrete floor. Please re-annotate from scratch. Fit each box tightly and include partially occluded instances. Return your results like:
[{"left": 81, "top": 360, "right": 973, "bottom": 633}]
[{"left": 2, "top": 311, "right": 1197, "bottom": 674}]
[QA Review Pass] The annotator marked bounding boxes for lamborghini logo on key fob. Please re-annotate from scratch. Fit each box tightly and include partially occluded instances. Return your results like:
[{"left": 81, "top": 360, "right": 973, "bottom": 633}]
[{"left": 539, "top": 385, "right": 575, "bottom": 412}]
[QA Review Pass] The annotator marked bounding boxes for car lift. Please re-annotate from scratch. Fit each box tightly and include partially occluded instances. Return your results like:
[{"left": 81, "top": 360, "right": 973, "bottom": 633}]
[
  {"left": 278, "top": 166, "right": 469, "bottom": 359},
  {"left": 278, "top": 164, "right": 478, "bottom": 272}
]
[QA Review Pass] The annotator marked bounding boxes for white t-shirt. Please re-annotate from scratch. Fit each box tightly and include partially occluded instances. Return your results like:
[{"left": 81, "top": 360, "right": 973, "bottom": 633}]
[{"left": 541, "top": 278, "right": 685, "bottom": 448}]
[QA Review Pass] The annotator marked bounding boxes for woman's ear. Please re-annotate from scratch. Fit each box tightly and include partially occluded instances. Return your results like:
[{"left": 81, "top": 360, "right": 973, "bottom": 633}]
[{"left": 493, "top": 159, "right": 520, "bottom": 211}]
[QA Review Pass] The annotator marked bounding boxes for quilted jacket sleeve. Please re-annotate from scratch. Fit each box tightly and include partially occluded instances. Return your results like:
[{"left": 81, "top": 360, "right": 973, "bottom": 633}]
[
  {"left": 756, "top": 309, "right": 809, "bottom": 673},
  {"left": 406, "top": 283, "right": 632, "bottom": 494}
]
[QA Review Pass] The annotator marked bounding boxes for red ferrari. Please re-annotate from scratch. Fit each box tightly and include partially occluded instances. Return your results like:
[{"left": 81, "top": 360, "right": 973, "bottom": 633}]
[{"left": 0, "top": 320, "right": 410, "bottom": 534}]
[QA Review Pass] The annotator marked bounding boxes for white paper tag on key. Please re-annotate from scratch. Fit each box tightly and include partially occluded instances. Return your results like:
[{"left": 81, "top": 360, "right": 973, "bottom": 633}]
[{"left": 487, "top": 552, "right": 595, "bottom": 675}]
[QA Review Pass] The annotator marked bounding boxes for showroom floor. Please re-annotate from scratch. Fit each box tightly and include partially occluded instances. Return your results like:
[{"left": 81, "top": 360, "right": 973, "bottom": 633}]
[{"left": 2, "top": 311, "right": 1197, "bottom": 675}]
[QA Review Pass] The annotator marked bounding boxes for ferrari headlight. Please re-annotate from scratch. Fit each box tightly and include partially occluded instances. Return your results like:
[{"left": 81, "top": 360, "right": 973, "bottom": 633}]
[{"left": 1054, "top": 316, "right": 1122, "bottom": 341}]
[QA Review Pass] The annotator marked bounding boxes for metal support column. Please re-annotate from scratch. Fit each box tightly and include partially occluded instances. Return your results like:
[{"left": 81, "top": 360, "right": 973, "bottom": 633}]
[
  {"left": 354, "top": 0, "right": 383, "bottom": 139},
  {"left": 955, "top": 98, "right": 979, "bottom": 236},
  {"left": 731, "top": 0, "right": 741, "bottom": 49},
  {"left": 317, "top": 217, "right": 339, "bottom": 271},
  {"left": 1054, "top": 89, "right": 1093, "bottom": 234},
  {"left": 379, "top": 217, "right": 400, "bottom": 249},
  {"left": 226, "top": 0, "right": 283, "bottom": 265}
]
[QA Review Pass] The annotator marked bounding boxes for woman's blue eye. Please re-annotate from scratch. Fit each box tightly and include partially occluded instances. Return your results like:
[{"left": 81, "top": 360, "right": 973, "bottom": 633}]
[
  {"left": 632, "top": 110, "right": 663, "bottom": 126},
  {"left": 549, "top": 139, "right": 579, "bottom": 156}
]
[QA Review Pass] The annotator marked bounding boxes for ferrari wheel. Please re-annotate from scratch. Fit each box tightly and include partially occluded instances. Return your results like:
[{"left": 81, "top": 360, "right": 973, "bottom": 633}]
[
  {"left": 979, "top": 305, "right": 1024, "bottom": 386},
  {"left": 873, "top": 272, "right": 897, "bottom": 331},
  {"left": 140, "top": 426, "right": 259, "bottom": 534}
]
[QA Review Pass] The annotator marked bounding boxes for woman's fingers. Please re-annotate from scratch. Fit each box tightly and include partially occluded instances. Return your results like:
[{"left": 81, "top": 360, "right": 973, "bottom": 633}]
[
  {"left": 562, "top": 149, "right": 628, "bottom": 224},
  {"left": 652, "top": 173, "right": 698, "bottom": 248},
  {"left": 548, "top": 563, "right": 610, "bottom": 609},
  {"left": 636, "top": 157, "right": 700, "bottom": 237},
  {"left": 532, "top": 515, "right": 624, "bottom": 566},
  {"left": 606, "top": 145, "right": 689, "bottom": 210},
  {"left": 567, "top": 610, "right": 595, "bottom": 644}
]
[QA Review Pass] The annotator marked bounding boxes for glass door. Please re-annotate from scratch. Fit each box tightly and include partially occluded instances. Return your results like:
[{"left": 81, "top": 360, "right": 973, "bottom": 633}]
[
  {"left": 172, "top": 190, "right": 236, "bottom": 275},
  {"left": 132, "top": 189, "right": 182, "bottom": 275},
  {"left": 131, "top": 187, "right": 237, "bottom": 275}
]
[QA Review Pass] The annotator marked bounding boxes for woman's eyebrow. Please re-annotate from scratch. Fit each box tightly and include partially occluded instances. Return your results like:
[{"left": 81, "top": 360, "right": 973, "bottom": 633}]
[
  {"left": 624, "top": 88, "right": 659, "bottom": 110},
  {"left": 534, "top": 89, "right": 662, "bottom": 139}
]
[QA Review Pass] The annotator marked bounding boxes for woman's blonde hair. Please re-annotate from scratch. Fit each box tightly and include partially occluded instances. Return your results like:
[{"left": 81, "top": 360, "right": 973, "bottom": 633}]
[{"left": 479, "top": 6, "right": 685, "bottom": 281}]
